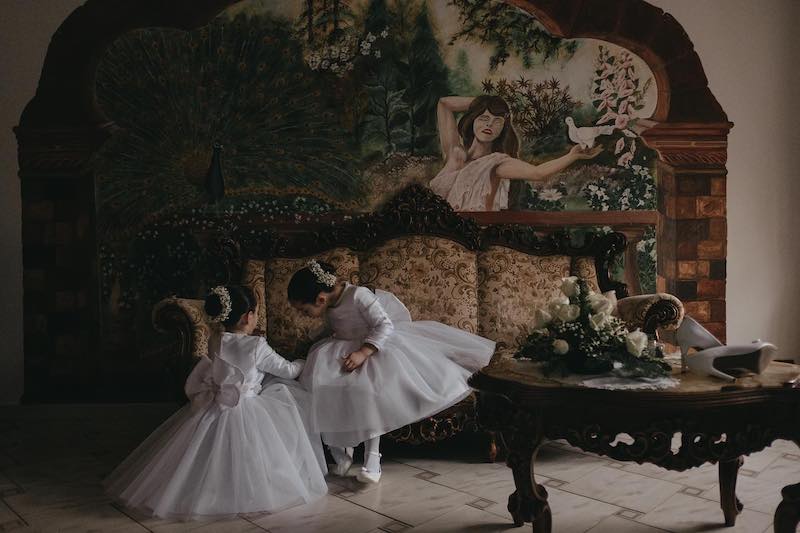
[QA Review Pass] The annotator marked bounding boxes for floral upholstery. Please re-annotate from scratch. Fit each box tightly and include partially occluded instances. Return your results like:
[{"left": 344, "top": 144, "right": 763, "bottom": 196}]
[
  {"left": 358, "top": 236, "right": 478, "bottom": 332},
  {"left": 616, "top": 293, "right": 685, "bottom": 331},
  {"left": 477, "top": 248, "right": 571, "bottom": 350},
  {"left": 264, "top": 248, "right": 360, "bottom": 357},
  {"left": 572, "top": 256, "right": 601, "bottom": 293},
  {"left": 152, "top": 297, "right": 222, "bottom": 358},
  {"left": 240, "top": 259, "right": 267, "bottom": 335}
]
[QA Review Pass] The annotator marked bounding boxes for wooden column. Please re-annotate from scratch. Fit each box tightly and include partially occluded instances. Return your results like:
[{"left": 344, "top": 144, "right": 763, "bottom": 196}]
[
  {"left": 641, "top": 122, "right": 732, "bottom": 341},
  {"left": 14, "top": 126, "right": 112, "bottom": 400}
]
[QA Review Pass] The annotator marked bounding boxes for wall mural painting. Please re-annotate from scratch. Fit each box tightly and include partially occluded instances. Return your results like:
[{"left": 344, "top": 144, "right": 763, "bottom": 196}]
[{"left": 94, "top": 0, "right": 659, "bottom": 380}]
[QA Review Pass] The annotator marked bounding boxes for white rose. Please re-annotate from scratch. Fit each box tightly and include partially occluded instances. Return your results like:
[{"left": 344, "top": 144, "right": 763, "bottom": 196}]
[
  {"left": 556, "top": 304, "right": 581, "bottom": 323},
  {"left": 548, "top": 295, "right": 570, "bottom": 316},
  {"left": 626, "top": 329, "right": 649, "bottom": 357},
  {"left": 587, "top": 292, "right": 615, "bottom": 316},
  {"left": 552, "top": 339, "right": 569, "bottom": 355},
  {"left": 533, "top": 308, "right": 552, "bottom": 329},
  {"left": 561, "top": 276, "right": 579, "bottom": 298},
  {"left": 589, "top": 311, "right": 609, "bottom": 331}
]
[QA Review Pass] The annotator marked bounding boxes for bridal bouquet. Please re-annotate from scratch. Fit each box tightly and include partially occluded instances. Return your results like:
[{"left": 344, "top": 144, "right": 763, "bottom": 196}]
[{"left": 515, "top": 277, "right": 671, "bottom": 379}]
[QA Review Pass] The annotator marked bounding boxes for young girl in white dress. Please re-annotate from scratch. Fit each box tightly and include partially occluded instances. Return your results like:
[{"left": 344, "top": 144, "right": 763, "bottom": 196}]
[
  {"left": 288, "top": 260, "right": 495, "bottom": 483},
  {"left": 105, "top": 285, "right": 327, "bottom": 519}
]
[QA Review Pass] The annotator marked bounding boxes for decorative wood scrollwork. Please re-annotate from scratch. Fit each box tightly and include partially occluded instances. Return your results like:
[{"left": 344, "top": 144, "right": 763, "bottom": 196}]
[
  {"left": 644, "top": 299, "right": 683, "bottom": 334},
  {"left": 285, "top": 185, "right": 484, "bottom": 255},
  {"left": 197, "top": 185, "right": 628, "bottom": 299},
  {"left": 387, "top": 394, "right": 481, "bottom": 444}
]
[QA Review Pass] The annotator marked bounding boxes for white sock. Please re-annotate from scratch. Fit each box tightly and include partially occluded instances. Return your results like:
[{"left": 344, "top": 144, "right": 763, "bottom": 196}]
[
  {"left": 330, "top": 446, "right": 353, "bottom": 466},
  {"left": 363, "top": 437, "right": 381, "bottom": 473}
]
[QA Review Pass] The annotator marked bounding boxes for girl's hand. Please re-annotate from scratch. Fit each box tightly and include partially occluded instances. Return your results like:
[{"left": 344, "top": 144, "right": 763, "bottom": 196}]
[
  {"left": 569, "top": 144, "right": 603, "bottom": 160},
  {"left": 342, "top": 349, "right": 371, "bottom": 372}
]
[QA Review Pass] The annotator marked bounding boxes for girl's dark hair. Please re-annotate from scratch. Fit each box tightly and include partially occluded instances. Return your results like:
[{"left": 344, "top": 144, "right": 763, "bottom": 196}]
[
  {"left": 287, "top": 262, "right": 337, "bottom": 304},
  {"left": 458, "top": 95, "right": 519, "bottom": 157},
  {"left": 205, "top": 285, "right": 256, "bottom": 329}
]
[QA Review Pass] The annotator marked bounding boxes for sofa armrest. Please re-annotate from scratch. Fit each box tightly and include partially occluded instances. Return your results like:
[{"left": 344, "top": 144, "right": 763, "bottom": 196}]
[
  {"left": 152, "top": 297, "right": 221, "bottom": 360},
  {"left": 616, "top": 293, "right": 684, "bottom": 335}
]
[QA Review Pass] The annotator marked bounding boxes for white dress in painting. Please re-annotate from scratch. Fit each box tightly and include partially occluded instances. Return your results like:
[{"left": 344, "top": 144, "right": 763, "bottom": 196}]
[
  {"left": 104, "top": 332, "right": 327, "bottom": 520},
  {"left": 429, "top": 151, "right": 512, "bottom": 211},
  {"left": 300, "top": 284, "right": 495, "bottom": 447}
]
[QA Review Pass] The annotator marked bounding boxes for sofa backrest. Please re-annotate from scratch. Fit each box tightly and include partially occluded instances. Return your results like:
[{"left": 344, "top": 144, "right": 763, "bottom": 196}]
[{"left": 230, "top": 185, "right": 627, "bottom": 357}]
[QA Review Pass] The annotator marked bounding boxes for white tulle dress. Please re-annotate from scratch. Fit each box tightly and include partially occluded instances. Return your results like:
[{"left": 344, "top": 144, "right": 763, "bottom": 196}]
[
  {"left": 104, "top": 332, "right": 328, "bottom": 520},
  {"left": 300, "top": 284, "right": 495, "bottom": 447}
]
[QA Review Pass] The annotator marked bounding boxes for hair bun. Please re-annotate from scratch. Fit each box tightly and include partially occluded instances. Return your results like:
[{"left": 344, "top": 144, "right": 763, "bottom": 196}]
[{"left": 204, "top": 294, "right": 222, "bottom": 316}]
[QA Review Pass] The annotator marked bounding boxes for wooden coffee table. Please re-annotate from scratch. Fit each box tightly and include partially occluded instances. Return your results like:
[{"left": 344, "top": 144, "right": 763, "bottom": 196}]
[{"left": 469, "top": 355, "right": 800, "bottom": 533}]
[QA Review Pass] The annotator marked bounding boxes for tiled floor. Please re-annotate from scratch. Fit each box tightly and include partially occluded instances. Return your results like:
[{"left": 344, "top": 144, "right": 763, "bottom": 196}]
[{"left": 0, "top": 404, "right": 796, "bottom": 532}]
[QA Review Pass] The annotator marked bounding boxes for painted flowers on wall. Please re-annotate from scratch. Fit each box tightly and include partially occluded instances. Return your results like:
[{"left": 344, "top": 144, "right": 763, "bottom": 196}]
[
  {"left": 93, "top": 0, "right": 660, "bottom": 378},
  {"left": 95, "top": 0, "right": 659, "bottom": 233}
]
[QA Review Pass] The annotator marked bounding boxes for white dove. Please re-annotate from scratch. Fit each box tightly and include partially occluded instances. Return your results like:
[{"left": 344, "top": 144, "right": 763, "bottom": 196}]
[{"left": 565, "top": 117, "right": 614, "bottom": 149}]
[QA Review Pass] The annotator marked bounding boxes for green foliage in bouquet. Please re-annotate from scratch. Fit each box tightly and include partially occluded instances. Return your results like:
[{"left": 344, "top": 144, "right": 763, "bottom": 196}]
[{"left": 515, "top": 278, "right": 671, "bottom": 378}]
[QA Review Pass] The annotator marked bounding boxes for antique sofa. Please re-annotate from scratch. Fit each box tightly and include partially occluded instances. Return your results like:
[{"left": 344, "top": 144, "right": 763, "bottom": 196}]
[{"left": 153, "top": 185, "right": 683, "bottom": 459}]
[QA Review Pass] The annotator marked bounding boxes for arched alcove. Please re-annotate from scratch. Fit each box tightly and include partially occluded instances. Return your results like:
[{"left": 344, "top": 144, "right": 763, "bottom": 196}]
[{"left": 15, "top": 0, "right": 730, "bottom": 401}]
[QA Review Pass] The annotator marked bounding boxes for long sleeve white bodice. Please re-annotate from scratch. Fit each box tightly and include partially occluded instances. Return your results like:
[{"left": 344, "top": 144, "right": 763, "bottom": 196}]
[
  {"left": 185, "top": 333, "right": 304, "bottom": 409},
  {"left": 326, "top": 284, "right": 395, "bottom": 351}
]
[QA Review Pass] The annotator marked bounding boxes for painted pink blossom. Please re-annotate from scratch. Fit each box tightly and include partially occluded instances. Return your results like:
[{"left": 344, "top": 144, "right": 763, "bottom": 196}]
[
  {"left": 618, "top": 99, "right": 629, "bottom": 115},
  {"left": 630, "top": 139, "right": 637, "bottom": 155},
  {"left": 619, "top": 79, "right": 636, "bottom": 98},
  {"left": 615, "top": 138, "right": 626, "bottom": 155},
  {"left": 597, "top": 111, "right": 617, "bottom": 124},
  {"left": 618, "top": 151, "right": 633, "bottom": 167},
  {"left": 614, "top": 114, "right": 630, "bottom": 130}
]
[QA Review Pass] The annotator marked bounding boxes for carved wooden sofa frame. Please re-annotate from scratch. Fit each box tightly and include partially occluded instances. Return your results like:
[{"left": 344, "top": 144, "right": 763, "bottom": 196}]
[{"left": 153, "top": 185, "right": 683, "bottom": 459}]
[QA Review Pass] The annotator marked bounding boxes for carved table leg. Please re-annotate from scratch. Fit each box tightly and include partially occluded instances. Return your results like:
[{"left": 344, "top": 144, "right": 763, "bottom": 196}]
[
  {"left": 774, "top": 482, "right": 800, "bottom": 533},
  {"left": 504, "top": 431, "right": 551, "bottom": 532},
  {"left": 719, "top": 456, "right": 744, "bottom": 526}
]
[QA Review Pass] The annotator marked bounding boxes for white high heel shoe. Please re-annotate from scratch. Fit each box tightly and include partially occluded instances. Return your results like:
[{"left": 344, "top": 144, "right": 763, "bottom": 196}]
[
  {"left": 329, "top": 446, "right": 354, "bottom": 477},
  {"left": 686, "top": 341, "right": 778, "bottom": 381},
  {"left": 355, "top": 452, "right": 382, "bottom": 484},
  {"left": 674, "top": 316, "right": 723, "bottom": 372}
]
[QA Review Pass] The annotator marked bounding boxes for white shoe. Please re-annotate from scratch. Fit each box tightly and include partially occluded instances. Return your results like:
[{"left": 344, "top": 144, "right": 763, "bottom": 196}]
[
  {"left": 356, "top": 466, "right": 382, "bottom": 484},
  {"left": 356, "top": 451, "right": 382, "bottom": 484},
  {"left": 329, "top": 447, "right": 354, "bottom": 477},
  {"left": 669, "top": 316, "right": 724, "bottom": 372},
  {"left": 687, "top": 341, "right": 778, "bottom": 381}
]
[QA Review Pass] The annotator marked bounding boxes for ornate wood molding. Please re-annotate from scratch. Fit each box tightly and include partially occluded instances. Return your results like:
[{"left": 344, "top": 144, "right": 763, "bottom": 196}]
[
  {"left": 197, "top": 185, "right": 629, "bottom": 296},
  {"left": 638, "top": 120, "right": 732, "bottom": 169}
]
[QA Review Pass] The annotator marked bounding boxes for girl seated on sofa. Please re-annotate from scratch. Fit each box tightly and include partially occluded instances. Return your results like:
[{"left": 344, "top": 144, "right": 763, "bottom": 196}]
[{"left": 288, "top": 260, "right": 495, "bottom": 483}]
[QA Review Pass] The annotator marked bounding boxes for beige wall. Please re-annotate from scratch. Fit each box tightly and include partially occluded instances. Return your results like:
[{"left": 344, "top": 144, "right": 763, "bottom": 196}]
[
  {"left": 649, "top": 0, "right": 800, "bottom": 348},
  {"left": 0, "top": 1, "right": 797, "bottom": 403}
]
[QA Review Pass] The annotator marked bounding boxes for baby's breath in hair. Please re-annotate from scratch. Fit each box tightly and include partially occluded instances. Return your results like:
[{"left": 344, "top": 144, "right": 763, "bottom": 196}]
[
  {"left": 307, "top": 259, "right": 337, "bottom": 287},
  {"left": 208, "top": 286, "right": 232, "bottom": 322}
]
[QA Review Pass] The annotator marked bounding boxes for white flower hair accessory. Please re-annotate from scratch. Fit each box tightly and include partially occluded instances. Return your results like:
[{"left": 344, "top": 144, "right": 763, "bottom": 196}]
[
  {"left": 208, "top": 286, "right": 232, "bottom": 323},
  {"left": 308, "top": 259, "right": 337, "bottom": 288}
]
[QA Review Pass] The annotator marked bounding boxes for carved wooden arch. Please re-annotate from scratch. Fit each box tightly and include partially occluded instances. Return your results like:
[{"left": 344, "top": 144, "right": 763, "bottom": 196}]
[
  {"left": 513, "top": 0, "right": 727, "bottom": 124},
  {"left": 15, "top": 0, "right": 731, "bottom": 401}
]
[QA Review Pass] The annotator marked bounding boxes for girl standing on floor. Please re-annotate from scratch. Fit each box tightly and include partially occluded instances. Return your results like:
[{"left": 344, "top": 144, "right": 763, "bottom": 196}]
[
  {"left": 288, "top": 260, "right": 495, "bottom": 483},
  {"left": 105, "top": 285, "right": 327, "bottom": 519}
]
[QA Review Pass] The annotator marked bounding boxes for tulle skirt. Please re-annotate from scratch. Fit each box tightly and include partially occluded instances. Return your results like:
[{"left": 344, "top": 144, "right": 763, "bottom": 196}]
[
  {"left": 104, "top": 384, "right": 327, "bottom": 519},
  {"left": 301, "top": 318, "right": 495, "bottom": 448}
]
